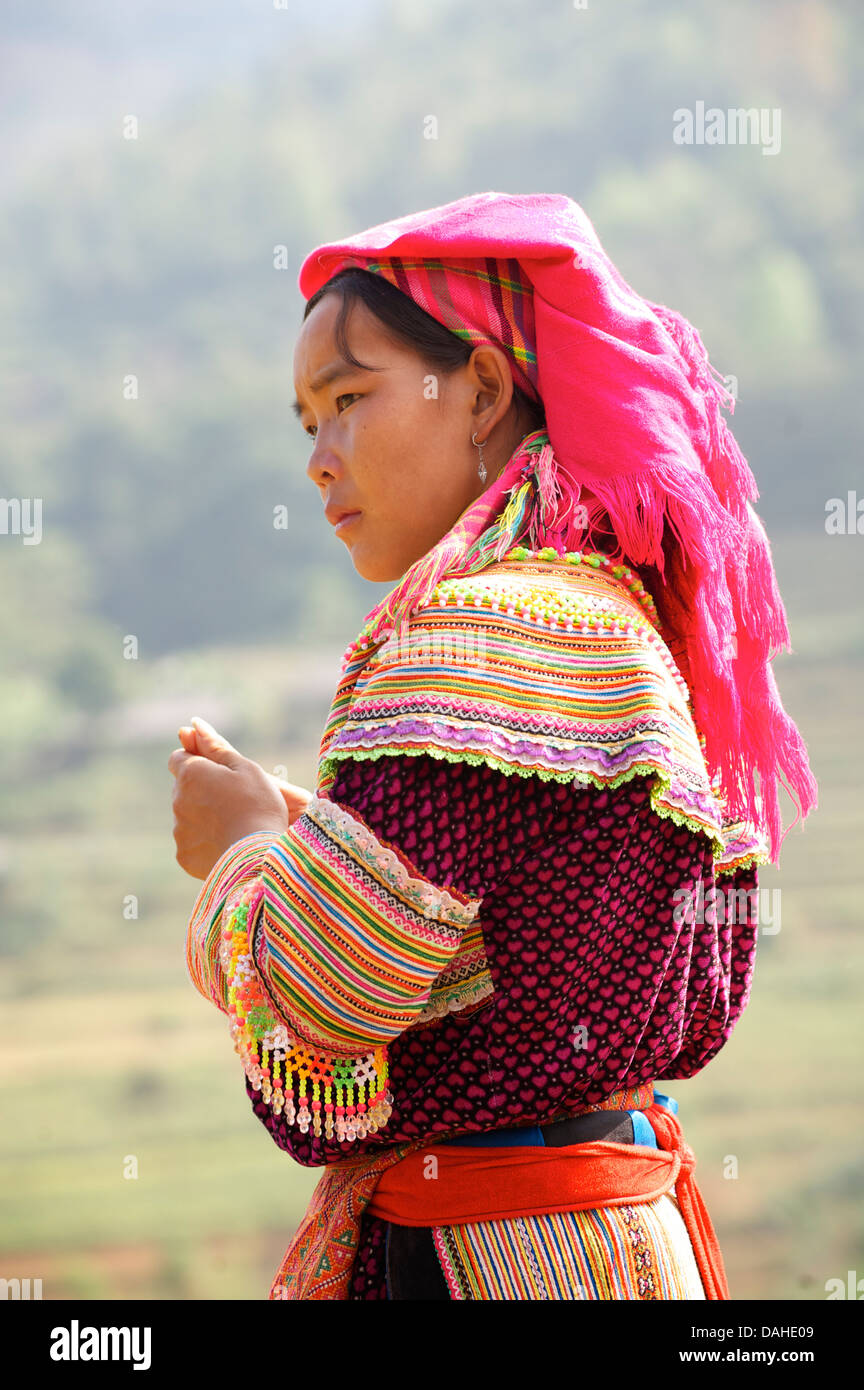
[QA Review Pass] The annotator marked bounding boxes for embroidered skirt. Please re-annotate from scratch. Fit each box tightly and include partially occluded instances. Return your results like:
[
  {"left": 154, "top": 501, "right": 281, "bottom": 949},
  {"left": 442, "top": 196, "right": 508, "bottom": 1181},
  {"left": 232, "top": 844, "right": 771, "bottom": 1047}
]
[{"left": 349, "top": 1094, "right": 708, "bottom": 1300}]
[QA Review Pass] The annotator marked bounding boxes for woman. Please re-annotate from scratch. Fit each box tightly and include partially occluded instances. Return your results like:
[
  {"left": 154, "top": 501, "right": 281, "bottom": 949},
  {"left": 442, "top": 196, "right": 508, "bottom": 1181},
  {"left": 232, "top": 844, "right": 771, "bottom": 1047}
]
[{"left": 171, "top": 191, "right": 817, "bottom": 1300}]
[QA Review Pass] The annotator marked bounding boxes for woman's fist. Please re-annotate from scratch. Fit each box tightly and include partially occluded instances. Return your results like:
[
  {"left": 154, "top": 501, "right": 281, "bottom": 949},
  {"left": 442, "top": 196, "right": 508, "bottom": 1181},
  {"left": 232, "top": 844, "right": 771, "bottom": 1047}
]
[{"left": 169, "top": 716, "right": 290, "bottom": 880}]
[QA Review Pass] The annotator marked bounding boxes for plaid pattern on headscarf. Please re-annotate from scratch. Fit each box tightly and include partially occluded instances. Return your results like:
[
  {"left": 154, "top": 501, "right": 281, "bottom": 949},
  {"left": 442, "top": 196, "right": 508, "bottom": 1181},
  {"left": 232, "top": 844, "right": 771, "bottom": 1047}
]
[{"left": 333, "top": 253, "right": 541, "bottom": 403}]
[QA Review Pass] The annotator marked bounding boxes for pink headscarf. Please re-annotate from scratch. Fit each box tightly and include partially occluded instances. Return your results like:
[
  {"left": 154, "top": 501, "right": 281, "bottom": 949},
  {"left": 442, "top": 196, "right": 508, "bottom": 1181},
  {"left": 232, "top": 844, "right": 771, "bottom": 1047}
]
[{"left": 297, "top": 191, "right": 817, "bottom": 865}]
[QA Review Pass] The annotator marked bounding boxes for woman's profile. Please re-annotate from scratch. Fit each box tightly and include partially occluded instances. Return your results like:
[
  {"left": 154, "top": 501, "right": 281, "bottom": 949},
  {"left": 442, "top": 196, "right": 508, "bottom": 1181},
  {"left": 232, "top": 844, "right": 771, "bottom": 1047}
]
[{"left": 170, "top": 191, "right": 817, "bottom": 1300}]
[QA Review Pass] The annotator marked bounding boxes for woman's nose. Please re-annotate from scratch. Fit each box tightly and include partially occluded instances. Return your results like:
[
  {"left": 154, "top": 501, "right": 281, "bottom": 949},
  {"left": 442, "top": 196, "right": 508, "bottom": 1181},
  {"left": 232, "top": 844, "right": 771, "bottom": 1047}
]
[{"left": 306, "top": 438, "right": 339, "bottom": 486}]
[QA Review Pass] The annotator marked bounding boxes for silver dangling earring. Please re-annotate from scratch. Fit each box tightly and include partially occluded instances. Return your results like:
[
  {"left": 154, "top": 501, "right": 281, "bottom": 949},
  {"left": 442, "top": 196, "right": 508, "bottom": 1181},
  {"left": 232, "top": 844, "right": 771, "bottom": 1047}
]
[{"left": 472, "top": 431, "right": 487, "bottom": 484}]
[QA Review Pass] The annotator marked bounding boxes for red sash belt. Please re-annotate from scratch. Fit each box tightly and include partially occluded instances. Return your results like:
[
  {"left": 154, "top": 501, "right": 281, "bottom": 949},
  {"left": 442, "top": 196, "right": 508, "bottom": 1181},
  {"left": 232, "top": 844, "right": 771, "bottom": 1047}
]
[{"left": 367, "top": 1100, "right": 729, "bottom": 1299}]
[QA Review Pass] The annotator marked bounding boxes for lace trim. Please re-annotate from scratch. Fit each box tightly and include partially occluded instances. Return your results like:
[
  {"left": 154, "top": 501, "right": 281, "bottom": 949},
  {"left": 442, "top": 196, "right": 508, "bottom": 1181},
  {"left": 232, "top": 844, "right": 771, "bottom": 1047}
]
[{"left": 304, "top": 793, "right": 481, "bottom": 926}]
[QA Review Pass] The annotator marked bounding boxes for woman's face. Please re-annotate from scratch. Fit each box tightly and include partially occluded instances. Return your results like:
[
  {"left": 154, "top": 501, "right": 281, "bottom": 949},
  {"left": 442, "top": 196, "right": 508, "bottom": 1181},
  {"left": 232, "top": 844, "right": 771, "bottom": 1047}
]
[{"left": 292, "top": 292, "right": 526, "bottom": 582}]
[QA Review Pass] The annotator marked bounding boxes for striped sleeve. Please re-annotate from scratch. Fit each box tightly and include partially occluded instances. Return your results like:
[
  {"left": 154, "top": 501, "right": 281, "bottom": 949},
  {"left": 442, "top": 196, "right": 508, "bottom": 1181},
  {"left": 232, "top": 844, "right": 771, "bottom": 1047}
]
[
  {"left": 184, "top": 792, "right": 481, "bottom": 1144},
  {"left": 185, "top": 830, "right": 278, "bottom": 1013}
]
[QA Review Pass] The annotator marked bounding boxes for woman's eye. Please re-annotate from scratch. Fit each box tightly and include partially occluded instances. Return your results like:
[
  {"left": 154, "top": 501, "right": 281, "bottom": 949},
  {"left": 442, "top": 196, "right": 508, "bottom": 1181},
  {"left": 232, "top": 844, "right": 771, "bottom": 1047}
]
[{"left": 304, "top": 393, "right": 360, "bottom": 439}]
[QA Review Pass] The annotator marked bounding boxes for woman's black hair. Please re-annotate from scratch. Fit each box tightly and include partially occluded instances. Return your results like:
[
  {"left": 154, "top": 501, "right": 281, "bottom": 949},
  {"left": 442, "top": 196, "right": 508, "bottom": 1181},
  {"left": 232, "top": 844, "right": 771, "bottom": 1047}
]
[{"left": 302, "top": 267, "right": 546, "bottom": 435}]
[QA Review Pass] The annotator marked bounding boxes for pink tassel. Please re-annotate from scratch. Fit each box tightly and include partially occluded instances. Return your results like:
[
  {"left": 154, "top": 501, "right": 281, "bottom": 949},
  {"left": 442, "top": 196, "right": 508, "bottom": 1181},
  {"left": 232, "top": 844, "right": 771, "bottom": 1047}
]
[{"left": 530, "top": 442, "right": 564, "bottom": 550}]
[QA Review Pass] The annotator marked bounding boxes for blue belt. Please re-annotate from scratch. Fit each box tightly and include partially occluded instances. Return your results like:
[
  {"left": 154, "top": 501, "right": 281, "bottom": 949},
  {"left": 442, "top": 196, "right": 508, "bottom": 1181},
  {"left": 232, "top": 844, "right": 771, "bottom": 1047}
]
[{"left": 440, "top": 1089, "right": 678, "bottom": 1151}]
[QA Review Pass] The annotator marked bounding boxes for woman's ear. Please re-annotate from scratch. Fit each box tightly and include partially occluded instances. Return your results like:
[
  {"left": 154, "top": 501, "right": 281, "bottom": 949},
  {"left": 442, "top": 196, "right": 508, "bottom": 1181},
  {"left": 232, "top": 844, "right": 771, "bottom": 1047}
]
[{"left": 466, "top": 343, "right": 516, "bottom": 428}]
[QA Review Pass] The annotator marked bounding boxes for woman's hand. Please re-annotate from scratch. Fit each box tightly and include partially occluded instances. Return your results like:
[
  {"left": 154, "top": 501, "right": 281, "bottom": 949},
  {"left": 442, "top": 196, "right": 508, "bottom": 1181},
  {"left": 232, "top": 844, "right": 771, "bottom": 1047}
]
[
  {"left": 176, "top": 724, "right": 313, "bottom": 825},
  {"left": 169, "top": 716, "right": 291, "bottom": 880}
]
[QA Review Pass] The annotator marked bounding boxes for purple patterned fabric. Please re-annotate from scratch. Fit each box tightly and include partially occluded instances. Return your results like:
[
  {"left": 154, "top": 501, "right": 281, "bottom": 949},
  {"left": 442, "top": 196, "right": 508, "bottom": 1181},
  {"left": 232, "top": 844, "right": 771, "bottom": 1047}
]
[{"left": 244, "top": 752, "right": 760, "bottom": 1296}]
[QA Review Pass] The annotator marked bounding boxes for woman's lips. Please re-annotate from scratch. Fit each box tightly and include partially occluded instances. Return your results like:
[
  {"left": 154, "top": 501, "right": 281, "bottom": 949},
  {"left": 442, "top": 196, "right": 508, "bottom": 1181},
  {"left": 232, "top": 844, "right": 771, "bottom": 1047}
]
[{"left": 334, "top": 511, "right": 361, "bottom": 534}]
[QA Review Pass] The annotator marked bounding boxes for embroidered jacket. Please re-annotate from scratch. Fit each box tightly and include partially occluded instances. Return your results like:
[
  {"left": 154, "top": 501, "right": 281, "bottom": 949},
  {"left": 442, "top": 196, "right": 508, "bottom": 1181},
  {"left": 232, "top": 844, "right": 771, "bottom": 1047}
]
[{"left": 185, "top": 548, "right": 769, "bottom": 1155}]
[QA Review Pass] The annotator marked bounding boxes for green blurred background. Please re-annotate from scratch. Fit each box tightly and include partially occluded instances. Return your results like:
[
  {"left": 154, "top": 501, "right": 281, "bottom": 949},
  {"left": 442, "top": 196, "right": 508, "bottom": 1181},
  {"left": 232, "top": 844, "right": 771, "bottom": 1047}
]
[{"left": 1, "top": 0, "right": 861, "bottom": 1300}]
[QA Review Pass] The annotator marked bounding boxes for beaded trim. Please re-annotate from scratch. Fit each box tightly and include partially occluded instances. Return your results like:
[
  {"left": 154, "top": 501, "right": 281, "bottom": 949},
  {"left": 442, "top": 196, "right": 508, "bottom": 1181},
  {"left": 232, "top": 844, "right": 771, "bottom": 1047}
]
[
  {"left": 344, "top": 548, "right": 661, "bottom": 666},
  {"left": 427, "top": 558, "right": 691, "bottom": 712},
  {"left": 343, "top": 546, "right": 693, "bottom": 718},
  {"left": 321, "top": 543, "right": 775, "bottom": 869},
  {"left": 322, "top": 555, "right": 727, "bottom": 845},
  {"left": 221, "top": 880, "right": 394, "bottom": 1143}
]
